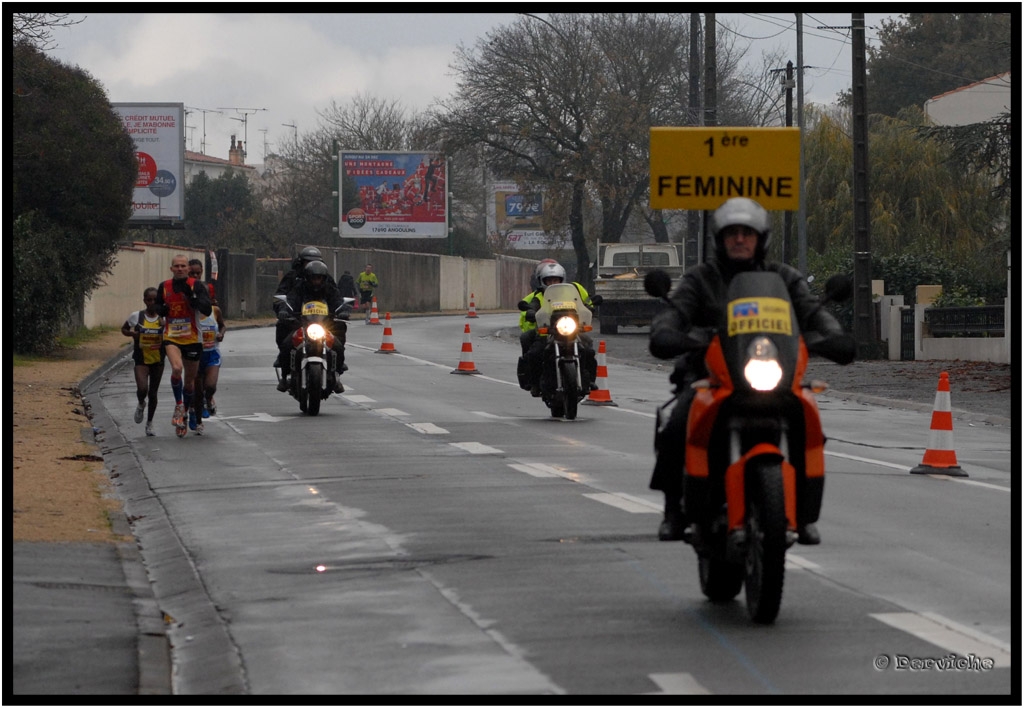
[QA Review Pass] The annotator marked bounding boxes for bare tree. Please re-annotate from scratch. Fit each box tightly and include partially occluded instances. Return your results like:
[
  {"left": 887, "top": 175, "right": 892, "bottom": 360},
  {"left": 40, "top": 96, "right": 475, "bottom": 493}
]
[
  {"left": 12, "top": 13, "right": 83, "bottom": 50},
  {"left": 317, "top": 93, "right": 415, "bottom": 151}
]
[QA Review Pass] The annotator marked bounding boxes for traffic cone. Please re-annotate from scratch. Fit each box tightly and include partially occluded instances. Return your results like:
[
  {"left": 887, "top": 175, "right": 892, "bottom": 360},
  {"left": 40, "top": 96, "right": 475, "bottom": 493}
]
[
  {"left": 376, "top": 313, "right": 399, "bottom": 353},
  {"left": 910, "top": 372, "right": 967, "bottom": 477},
  {"left": 367, "top": 297, "right": 381, "bottom": 325},
  {"left": 466, "top": 293, "right": 479, "bottom": 318},
  {"left": 450, "top": 324, "right": 480, "bottom": 374},
  {"left": 583, "top": 340, "right": 618, "bottom": 406}
]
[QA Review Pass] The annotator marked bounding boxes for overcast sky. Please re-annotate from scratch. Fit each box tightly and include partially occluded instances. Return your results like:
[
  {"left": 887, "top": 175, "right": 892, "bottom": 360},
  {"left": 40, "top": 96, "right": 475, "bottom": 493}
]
[{"left": 48, "top": 12, "right": 899, "bottom": 162}]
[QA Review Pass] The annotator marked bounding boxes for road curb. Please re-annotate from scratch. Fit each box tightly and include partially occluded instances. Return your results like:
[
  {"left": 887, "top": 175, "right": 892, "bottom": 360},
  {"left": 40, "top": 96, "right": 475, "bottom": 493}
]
[{"left": 82, "top": 356, "right": 248, "bottom": 695}]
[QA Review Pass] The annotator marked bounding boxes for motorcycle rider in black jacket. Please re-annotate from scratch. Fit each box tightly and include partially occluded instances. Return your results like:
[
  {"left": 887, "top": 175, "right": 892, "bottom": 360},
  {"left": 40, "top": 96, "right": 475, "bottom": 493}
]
[
  {"left": 648, "top": 197, "right": 854, "bottom": 544},
  {"left": 277, "top": 260, "right": 347, "bottom": 394}
]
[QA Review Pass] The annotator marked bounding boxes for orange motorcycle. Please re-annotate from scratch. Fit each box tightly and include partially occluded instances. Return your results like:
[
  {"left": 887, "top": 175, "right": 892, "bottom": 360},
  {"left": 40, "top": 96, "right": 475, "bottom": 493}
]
[{"left": 645, "top": 269, "right": 852, "bottom": 623}]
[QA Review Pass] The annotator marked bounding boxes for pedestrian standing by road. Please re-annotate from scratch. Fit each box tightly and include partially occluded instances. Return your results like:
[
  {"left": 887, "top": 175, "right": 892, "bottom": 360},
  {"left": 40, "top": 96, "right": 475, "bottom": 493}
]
[
  {"left": 338, "top": 269, "right": 360, "bottom": 301},
  {"left": 121, "top": 286, "right": 165, "bottom": 436},
  {"left": 155, "top": 253, "right": 213, "bottom": 438},
  {"left": 192, "top": 288, "right": 226, "bottom": 434},
  {"left": 356, "top": 263, "right": 379, "bottom": 322}
]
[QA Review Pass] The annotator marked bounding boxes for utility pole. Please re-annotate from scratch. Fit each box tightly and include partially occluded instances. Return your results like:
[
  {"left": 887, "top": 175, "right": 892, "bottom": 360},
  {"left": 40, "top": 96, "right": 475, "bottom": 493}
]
[
  {"left": 783, "top": 61, "right": 795, "bottom": 265},
  {"left": 218, "top": 107, "right": 267, "bottom": 160},
  {"left": 186, "top": 106, "right": 222, "bottom": 155},
  {"left": 851, "top": 13, "right": 877, "bottom": 356},
  {"left": 703, "top": 12, "right": 717, "bottom": 263},
  {"left": 686, "top": 12, "right": 703, "bottom": 268},
  {"left": 796, "top": 13, "right": 807, "bottom": 275}
]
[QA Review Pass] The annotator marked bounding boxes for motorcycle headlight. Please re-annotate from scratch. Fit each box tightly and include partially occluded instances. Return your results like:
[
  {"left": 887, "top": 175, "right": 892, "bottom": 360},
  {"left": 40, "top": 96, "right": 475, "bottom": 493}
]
[
  {"left": 306, "top": 323, "right": 326, "bottom": 341},
  {"left": 744, "top": 336, "right": 783, "bottom": 391},
  {"left": 554, "top": 316, "right": 578, "bottom": 337}
]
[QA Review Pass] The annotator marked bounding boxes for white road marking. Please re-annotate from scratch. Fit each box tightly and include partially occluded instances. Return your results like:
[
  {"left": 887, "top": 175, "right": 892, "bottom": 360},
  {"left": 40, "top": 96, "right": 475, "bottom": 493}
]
[
  {"left": 375, "top": 408, "right": 409, "bottom": 417},
  {"left": 870, "top": 612, "right": 1011, "bottom": 668},
  {"left": 645, "top": 672, "right": 711, "bottom": 695},
  {"left": 407, "top": 422, "right": 449, "bottom": 435},
  {"left": 342, "top": 394, "right": 376, "bottom": 403},
  {"left": 786, "top": 553, "right": 820, "bottom": 570},
  {"left": 449, "top": 442, "right": 503, "bottom": 455},
  {"left": 216, "top": 412, "right": 289, "bottom": 423},
  {"left": 583, "top": 493, "right": 658, "bottom": 514},
  {"left": 827, "top": 451, "right": 1010, "bottom": 491},
  {"left": 508, "top": 462, "right": 562, "bottom": 478}
]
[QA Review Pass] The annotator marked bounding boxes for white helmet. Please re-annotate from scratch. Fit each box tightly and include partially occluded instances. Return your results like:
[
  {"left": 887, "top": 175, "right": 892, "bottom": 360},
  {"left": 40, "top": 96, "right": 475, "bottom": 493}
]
[
  {"left": 536, "top": 261, "right": 566, "bottom": 287},
  {"left": 711, "top": 197, "right": 771, "bottom": 257}
]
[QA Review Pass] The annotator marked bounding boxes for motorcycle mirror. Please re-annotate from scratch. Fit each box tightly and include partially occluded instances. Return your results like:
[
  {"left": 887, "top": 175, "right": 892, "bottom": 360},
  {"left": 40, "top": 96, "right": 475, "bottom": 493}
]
[
  {"left": 644, "top": 269, "right": 673, "bottom": 298},
  {"left": 589, "top": 294, "right": 604, "bottom": 307},
  {"left": 824, "top": 274, "right": 854, "bottom": 303}
]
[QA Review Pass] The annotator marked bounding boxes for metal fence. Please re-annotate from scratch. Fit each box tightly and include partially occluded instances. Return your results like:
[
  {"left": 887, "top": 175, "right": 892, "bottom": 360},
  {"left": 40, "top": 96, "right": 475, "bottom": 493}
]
[{"left": 924, "top": 306, "right": 1005, "bottom": 337}]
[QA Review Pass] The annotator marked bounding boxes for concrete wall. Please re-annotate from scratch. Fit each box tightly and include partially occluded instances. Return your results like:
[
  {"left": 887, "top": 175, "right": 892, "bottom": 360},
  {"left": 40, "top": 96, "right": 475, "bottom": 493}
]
[
  {"left": 920, "top": 336, "right": 1008, "bottom": 364},
  {"left": 85, "top": 243, "right": 541, "bottom": 323},
  {"left": 83, "top": 242, "right": 206, "bottom": 328}
]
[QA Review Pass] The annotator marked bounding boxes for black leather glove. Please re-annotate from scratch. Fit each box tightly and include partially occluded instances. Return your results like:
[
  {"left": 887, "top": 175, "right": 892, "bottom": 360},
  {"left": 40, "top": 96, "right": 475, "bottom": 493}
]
[
  {"left": 525, "top": 310, "right": 537, "bottom": 323},
  {"left": 649, "top": 329, "right": 689, "bottom": 359}
]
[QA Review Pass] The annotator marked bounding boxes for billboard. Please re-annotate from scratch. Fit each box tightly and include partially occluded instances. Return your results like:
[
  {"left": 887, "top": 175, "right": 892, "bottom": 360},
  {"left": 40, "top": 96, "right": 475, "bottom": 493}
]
[
  {"left": 112, "top": 103, "right": 185, "bottom": 224},
  {"left": 488, "top": 181, "right": 567, "bottom": 251},
  {"left": 338, "top": 151, "right": 448, "bottom": 238}
]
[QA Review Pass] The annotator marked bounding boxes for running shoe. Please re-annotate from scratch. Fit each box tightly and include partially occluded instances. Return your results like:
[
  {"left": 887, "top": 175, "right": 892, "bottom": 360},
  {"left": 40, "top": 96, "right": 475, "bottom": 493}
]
[
  {"left": 134, "top": 401, "right": 146, "bottom": 424},
  {"left": 145, "top": 421, "right": 155, "bottom": 436},
  {"left": 195, "top": 421, "right": 205, "bottom": 436},
  {"left": 188, "top": 409, "right": 198, "bottom": 431},
  {"left": 206, "top": 398, "right": 216, "bottom": 416},
  {"left": 202, "top": 405, "right": 210, "bottom": 419},
  {"left": 173, "top": 404, "right": 187, "bottom": 438}
]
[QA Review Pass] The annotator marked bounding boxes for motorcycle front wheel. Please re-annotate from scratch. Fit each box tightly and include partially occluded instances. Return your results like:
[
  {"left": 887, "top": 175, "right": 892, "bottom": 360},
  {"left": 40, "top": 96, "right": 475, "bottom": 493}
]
[
  {"left": 744, "top": 460, "right": 787, "bottom": 624},
  {"left": 559, "top": 359, "right": 580, "bottom": 421},
  {"left": 305, "top": 362, "right": 323, "bottom": 416}
]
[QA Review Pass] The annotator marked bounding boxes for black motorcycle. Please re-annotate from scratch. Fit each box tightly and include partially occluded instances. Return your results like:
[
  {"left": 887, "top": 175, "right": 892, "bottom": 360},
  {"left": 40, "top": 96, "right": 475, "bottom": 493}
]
[{"left": 274, "top": 295, "right": 353, "bottom": 416}]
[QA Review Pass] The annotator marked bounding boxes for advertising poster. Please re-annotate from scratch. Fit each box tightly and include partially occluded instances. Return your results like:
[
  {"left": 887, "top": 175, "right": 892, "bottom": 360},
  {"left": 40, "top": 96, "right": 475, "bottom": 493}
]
[
  {"left": 488, "top": 181, "right": 566, "bottom": 251},
  {"left": 112, "top": 103, "right": 185, "bottom": 224},
  {"left": 339, "top": 152, "right": 448, "bottom": 238}
]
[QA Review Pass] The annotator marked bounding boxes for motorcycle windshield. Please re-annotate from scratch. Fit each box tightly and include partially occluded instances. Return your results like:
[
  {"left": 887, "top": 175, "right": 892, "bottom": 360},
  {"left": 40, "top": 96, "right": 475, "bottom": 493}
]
[
  {"left": 720, "top": 272, "right": 800, "bottom": 393},
  {"left": 536, "top": 283, "right": 592, "bottom": 329}
]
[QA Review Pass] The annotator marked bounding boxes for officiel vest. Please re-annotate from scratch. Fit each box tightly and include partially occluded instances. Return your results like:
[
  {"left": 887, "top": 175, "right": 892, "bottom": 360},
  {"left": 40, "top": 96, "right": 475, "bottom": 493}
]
[{"left": 161, "top": 278, "right": 202, "bottom": 345}]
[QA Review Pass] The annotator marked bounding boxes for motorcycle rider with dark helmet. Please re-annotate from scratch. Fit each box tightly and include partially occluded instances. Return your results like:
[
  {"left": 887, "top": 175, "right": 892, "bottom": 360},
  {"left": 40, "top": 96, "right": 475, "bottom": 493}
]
[
  {"left": 274, "top": 247, "right": 335, "bottom": 381},
  {"left": 648, "top": 196, "right": 854, "bottom": 544},
  {"left": 277, "top": 260, "right": 347, "bottom": 394}
]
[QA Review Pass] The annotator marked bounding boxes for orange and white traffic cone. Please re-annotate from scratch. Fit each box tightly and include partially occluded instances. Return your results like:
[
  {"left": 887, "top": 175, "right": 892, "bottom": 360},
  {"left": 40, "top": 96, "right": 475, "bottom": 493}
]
[
  {"left": 910, "top": 371, "right": 967, "bottom": 477},
  {"left": 367, "top": 297, "right": 381, "bottom": 325},
  {"left": 450, "top": 323, "right": 480, "bottom": 374},
  {"left": 376, "top": 313, "right": 399, "bottom": 353},
  {"left": 467, "top": 293, "right": 479, "bottom": 318},
  {"left": 583, "top": 340, "right": 617, "bottom": 406}
]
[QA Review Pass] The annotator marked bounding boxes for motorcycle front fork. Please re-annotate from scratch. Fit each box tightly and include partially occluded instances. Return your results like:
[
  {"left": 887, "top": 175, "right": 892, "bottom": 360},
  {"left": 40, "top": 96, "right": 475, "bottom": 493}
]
[{"left": 551, "top": 341, "right": 581, "bottom": 391}]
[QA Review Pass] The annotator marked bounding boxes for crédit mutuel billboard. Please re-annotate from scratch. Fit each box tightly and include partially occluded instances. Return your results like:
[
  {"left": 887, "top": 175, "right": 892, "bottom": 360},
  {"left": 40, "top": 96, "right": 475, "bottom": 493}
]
[
  {"left": 112, "top": 102, "right": 185, "bottom": 225},
  {"left": 338, "top": 151, "right": 448, "bottom": 238}
]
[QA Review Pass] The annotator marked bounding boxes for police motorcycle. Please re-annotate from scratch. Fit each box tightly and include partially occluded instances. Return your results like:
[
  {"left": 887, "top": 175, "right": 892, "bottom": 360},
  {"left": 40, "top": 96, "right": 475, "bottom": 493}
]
[
  {"left": 644, "top": 269, "right": 852, "bottom": 623},
  {"left": 519, "top": 283, "right": 601, "bottom": 421},
  {"left": 274, "top": 295, "right": 354, "bottom": 416}
]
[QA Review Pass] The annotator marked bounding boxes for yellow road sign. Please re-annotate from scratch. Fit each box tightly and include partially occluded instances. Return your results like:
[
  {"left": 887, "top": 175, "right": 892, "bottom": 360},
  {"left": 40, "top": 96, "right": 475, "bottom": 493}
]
[{"left": 650, "top": 127, "right": 801, "bottom": 210}]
